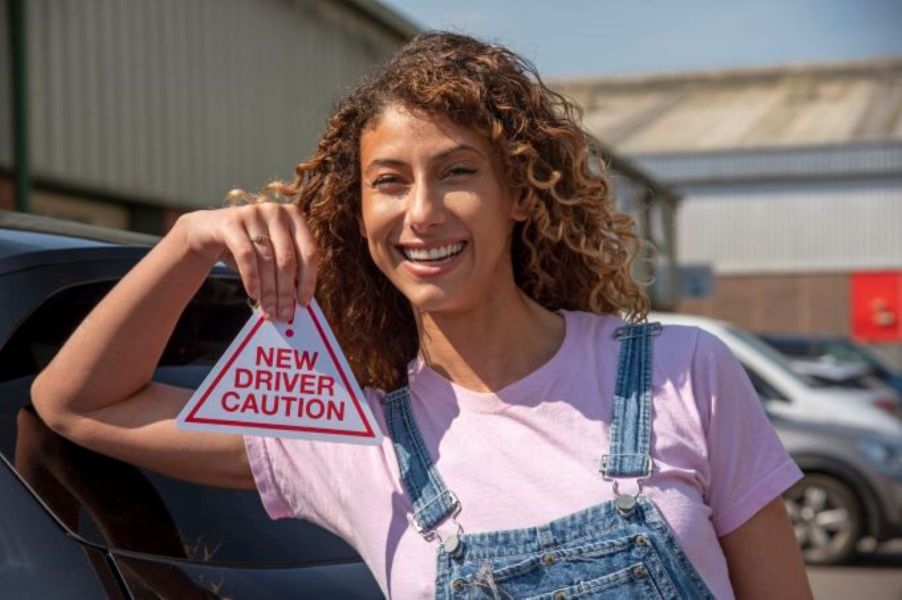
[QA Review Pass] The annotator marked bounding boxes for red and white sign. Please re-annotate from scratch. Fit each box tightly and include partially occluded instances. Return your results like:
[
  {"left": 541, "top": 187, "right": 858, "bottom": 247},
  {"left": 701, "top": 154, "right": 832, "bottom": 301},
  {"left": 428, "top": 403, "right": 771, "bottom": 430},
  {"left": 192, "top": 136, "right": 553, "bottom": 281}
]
[{"left": 177, "top": 300, "right": 382, "bottom": 445}]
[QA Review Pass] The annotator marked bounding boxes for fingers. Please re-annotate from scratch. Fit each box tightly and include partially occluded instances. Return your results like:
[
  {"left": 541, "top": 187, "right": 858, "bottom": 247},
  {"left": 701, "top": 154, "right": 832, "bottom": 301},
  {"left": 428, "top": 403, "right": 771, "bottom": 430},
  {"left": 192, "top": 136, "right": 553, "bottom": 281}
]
[
  {"left": 244, "top": 210, "right": 279, "bottom": 320},
  {"left": 222, "top": 220, "right": 261, "bottom": 301},
  {"left": 286, "top": 205, "right": 319, "bottom": 306},
  {"left": 264, "top": 207, "right": 299, "bottom": 321},
  {"left": 223, "top": 203, "right": 316, "bottom": 322}
]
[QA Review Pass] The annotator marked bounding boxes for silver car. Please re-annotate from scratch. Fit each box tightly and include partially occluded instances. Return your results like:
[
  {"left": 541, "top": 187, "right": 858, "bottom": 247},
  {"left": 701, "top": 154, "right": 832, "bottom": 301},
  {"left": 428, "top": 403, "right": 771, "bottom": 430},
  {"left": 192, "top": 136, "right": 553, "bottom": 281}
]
[
  {"left": 650, "top": 312, "right": 902, "bottom": 564},
  {"left": 769, "top": 411, "right": 902, "bottom": 565}
]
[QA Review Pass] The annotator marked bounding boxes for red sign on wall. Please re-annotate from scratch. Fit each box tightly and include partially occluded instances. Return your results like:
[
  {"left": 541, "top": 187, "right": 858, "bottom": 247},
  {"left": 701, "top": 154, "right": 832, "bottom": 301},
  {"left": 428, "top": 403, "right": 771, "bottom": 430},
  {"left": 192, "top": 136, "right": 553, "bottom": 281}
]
[{"left": 851, "top": 271, "right": 902, "bottom": 342}]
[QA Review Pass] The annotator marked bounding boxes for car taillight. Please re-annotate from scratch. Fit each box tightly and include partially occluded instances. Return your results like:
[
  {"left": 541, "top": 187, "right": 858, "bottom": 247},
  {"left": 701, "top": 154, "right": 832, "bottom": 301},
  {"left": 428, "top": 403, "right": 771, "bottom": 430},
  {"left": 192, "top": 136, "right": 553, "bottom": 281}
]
[{"left": 872, "top": 397, "right": 901, "bottom": 419}]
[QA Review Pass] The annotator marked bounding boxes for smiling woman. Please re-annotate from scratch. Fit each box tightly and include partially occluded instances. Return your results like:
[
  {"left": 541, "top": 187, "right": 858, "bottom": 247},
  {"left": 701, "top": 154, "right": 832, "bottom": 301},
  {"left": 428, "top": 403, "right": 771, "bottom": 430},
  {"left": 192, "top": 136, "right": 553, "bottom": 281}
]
[
  {"left": 358, "top": 106, "right": 528, "bottom": 316},
  {"left": 31, "top": 31, "right": 813, "bottom": 599}
]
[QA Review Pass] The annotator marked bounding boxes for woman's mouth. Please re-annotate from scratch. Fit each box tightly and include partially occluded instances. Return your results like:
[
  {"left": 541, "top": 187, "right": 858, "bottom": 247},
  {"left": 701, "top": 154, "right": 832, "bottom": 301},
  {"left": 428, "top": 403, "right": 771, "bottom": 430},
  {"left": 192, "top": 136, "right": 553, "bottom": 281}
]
[
  {"left": 399, "top": 241, "right": 467, "bottom": 265},
  {"left": 396, "top": 241, "right": 468, "bottom": 278}
]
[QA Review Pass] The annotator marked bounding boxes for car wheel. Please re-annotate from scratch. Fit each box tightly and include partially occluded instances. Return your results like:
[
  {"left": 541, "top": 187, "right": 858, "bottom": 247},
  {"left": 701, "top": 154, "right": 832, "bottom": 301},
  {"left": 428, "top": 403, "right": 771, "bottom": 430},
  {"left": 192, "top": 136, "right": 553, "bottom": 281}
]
[{"left": 782, "top": 473, "right": 862, "bottom": 565}]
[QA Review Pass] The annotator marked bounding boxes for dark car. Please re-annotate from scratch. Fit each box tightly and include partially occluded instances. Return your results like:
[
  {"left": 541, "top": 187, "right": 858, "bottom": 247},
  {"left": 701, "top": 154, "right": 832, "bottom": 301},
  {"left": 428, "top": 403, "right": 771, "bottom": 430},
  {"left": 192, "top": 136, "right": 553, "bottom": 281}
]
[
  {"left": 0, "top": 211, "right": 382, "bottom": 598},
  {"left": 760, "top": 333, "right": 902, "bottom": 397}
]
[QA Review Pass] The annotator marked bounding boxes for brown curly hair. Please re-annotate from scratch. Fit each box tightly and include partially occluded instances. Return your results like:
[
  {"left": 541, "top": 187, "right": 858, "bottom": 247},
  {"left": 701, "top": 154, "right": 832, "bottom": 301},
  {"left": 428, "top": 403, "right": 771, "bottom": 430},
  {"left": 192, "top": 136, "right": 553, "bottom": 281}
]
[{"left": 248, "top": 31, "right": 649, "bottom": 391}]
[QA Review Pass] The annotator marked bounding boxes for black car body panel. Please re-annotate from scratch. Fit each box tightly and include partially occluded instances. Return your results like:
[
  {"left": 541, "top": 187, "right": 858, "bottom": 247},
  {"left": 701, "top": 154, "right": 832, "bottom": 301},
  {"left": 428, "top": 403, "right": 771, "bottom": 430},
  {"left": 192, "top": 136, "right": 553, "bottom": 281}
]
[
  {"left": 111, "top": 553, "right": 381, "bottom": 599},
  {"left": 0, "top": 457, "right": 123, "bottom": 598}
]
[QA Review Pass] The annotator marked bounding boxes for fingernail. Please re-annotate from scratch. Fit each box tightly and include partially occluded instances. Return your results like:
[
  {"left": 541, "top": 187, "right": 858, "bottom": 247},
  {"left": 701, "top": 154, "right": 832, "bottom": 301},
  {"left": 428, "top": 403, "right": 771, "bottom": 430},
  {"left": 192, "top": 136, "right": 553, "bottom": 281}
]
[{"left": 280, "top": 307, "right": 292, "bottom": 321}]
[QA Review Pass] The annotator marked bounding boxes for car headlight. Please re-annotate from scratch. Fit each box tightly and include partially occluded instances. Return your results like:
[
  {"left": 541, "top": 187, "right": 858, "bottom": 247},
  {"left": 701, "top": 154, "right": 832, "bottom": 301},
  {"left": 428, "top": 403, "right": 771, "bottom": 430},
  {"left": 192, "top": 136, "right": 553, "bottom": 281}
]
[{"left": 857, "top": 438, "right": 902, "bottom": 478}]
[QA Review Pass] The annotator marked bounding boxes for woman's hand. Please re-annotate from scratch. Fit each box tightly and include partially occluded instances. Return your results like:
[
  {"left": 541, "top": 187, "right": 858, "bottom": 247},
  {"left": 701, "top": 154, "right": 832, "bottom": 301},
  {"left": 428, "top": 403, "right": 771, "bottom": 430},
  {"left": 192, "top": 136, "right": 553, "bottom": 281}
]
[{"left": 179, "top": 202, "right": 319, "bottom": 321}]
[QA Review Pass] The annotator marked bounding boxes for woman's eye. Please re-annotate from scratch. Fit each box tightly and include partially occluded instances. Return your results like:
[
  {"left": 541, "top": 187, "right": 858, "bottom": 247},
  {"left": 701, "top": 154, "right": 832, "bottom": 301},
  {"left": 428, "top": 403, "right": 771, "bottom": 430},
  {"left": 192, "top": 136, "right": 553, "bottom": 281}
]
[
  {"left": 446, "top": 166, "right": 477, "bottom": 178},
  {"left": 372, "top": 175, "right": 401, "bottom": 188}
]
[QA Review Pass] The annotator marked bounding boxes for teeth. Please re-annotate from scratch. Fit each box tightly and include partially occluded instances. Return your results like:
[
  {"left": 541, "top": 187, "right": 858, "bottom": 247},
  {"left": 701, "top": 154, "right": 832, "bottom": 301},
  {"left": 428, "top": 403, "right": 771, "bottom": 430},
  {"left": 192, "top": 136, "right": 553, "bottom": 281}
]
[{"left": 402, "top": 242, "right": 464, "bottom": 262}]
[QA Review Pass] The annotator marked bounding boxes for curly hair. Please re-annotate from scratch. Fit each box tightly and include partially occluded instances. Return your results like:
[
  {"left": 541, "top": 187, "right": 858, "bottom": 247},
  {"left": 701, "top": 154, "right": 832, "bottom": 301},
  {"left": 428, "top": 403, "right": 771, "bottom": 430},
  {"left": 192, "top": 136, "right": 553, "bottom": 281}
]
[{"left": 244, "top": 31, "right": 650, "bottom": 391}]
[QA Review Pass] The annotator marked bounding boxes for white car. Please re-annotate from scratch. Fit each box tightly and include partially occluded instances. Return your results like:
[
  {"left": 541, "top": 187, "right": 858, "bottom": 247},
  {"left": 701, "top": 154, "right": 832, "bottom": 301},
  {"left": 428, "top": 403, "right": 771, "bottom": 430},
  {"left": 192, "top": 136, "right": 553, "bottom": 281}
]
[{"left": 649, "top": 312, "right": 902, "bottom": 437}]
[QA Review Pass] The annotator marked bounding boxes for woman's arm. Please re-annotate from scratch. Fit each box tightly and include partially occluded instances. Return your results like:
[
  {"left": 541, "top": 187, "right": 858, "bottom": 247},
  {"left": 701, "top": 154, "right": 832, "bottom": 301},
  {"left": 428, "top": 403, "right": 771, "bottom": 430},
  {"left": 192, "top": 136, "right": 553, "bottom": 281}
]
[
  {"left": 30, "top": 203, "right": 317, "bottom": 488},
  {"left": 719, "top": 496, "right": 814, "bottom": 599}
]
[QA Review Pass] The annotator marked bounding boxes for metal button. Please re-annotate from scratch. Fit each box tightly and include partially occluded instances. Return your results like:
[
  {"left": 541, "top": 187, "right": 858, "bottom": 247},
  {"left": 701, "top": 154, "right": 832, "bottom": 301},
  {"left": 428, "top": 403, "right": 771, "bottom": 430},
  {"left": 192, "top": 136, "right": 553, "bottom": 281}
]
[
  {"left": 542, "top": 552, "right": 556, "bottom": 566},
  {"left": 615, "top": 493, "right": 637, "bottom": 515},
  {"left": 554, "top": 592, "right": 567, "bottom": 600},
  {"left": 442, "top": 534, "right": 461, "bottom": 556},
  {"left": 635, "top": 534, "right": 650, "bottom": 547},
  {"left": 632, "top": 564, "right": 648, "bottom": 579},
  {"left": 451, "top": 578, "right": 466, "bottom": 592}
]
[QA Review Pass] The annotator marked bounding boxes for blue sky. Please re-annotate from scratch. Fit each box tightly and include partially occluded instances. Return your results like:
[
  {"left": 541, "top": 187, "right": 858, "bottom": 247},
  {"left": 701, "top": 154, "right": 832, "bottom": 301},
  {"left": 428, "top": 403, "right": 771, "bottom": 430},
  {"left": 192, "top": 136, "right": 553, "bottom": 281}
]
[{"left": 380, "top": 0, "right": 902, "bottom": 78}]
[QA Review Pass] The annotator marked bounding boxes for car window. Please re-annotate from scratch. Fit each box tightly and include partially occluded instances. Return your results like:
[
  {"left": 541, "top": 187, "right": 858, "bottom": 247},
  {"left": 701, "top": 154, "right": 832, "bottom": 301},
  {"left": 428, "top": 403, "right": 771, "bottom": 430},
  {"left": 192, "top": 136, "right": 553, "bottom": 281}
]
[
  {"left": 822, "top": 339, "right": 896, "bottom": 375},
  {"left": 0, "top": 277, "right": 360, "bottom": 565},
  {"left": 761, "top": 337, "right": 816, "bottom": 358},
  {"left": 0, "top": 278, "right": 250, "bottom": 381},
  {"left": 727, "top": 327, "right": 826, "bottom": 388},
  {"left": 741, "top": 364, "right": 785, "bottom": 402}
]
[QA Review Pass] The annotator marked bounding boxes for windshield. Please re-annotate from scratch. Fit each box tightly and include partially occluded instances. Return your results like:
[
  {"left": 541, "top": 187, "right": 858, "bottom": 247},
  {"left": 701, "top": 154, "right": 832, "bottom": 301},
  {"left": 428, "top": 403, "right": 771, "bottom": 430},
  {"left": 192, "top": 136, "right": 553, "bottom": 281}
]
[
  {"left": 821, "top": 339, "right": 898, "bottom": 375},
  {"left": 726, "top": 326, "right": 826, "bottom": 388}
]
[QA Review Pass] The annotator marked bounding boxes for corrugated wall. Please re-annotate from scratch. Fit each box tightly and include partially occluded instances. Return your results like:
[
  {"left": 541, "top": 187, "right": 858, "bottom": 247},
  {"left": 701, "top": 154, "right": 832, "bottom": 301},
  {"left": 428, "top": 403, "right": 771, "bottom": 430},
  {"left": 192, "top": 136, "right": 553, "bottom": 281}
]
[
  {"left": 0, "top": 0, "right": 12, "bottom": 166},
  {"left": 19, "top": 0, "right": 405, "bottom": 209},
  {"left": 676, "top": 178, "right": 902, "bottom": 273}
]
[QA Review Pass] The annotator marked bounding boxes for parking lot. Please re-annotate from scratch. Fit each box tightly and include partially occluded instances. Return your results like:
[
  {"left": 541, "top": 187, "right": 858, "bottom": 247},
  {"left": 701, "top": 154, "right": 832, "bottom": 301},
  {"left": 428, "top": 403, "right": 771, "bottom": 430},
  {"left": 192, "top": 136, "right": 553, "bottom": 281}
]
[{"left": 808, "top": 539, "right": 902, "bottom": 599}]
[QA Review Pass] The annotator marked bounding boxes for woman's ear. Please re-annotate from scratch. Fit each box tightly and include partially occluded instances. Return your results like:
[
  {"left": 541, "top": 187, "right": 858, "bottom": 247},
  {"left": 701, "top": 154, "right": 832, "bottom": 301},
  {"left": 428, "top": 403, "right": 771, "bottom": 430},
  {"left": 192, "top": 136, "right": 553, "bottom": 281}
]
[{"left": 511, "top": 190, "right": 530, "bottom": 222}]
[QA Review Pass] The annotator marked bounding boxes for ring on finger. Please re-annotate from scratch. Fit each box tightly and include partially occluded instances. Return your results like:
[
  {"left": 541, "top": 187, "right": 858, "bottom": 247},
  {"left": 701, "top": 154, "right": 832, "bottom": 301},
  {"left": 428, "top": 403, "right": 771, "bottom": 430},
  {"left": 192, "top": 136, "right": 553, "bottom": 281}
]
[{"left": 250, "top": 233, "right": 270, "bottom": 245}]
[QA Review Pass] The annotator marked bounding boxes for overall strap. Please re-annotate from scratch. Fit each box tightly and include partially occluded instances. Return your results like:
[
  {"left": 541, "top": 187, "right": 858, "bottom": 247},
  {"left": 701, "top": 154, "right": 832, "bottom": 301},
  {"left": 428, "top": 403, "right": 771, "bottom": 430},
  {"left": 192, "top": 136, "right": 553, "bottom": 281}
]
[
  {"left": 600, "top": 322, "right": 662, "bottom": 479},
  {"left": 382, "top": 386, "right": 460, "bottom": 537}
]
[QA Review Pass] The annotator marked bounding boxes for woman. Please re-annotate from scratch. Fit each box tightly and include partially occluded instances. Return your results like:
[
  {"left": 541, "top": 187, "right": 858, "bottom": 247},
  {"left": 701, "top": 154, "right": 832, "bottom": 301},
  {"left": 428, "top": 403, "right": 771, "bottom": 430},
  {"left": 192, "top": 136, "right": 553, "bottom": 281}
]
[{"left": 32, "top": 32, "right": 812, "bottom": 598}]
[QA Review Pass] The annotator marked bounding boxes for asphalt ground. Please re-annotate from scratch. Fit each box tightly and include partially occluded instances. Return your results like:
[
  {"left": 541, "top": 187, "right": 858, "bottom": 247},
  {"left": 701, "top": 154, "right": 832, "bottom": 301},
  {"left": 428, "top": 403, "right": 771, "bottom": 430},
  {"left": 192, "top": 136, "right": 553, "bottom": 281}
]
[{"left": 807, "top": 539, "right": 902, "bottom": 600}]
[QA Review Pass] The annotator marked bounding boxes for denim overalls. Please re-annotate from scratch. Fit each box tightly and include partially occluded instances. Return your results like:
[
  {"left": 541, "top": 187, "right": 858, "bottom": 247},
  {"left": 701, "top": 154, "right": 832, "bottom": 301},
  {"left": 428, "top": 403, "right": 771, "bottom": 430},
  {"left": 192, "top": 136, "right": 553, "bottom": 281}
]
[{"left": 381, "top": 322, "right": 717, "bottom": 598}]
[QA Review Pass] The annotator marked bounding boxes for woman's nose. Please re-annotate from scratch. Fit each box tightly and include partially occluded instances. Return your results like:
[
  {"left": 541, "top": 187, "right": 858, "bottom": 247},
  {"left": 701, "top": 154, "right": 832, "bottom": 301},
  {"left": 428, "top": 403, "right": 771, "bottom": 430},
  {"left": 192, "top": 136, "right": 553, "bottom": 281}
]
[{"left": 406, "top": 179, "right": 446, "bottom": 231}]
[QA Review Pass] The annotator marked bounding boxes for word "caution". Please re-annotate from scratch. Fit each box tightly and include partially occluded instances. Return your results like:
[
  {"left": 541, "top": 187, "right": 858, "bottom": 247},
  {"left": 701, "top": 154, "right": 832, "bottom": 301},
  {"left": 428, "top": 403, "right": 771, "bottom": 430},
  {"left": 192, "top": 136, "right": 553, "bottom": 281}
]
[{"left": 219, "top": 346, "right": 344, "bottom": 421}]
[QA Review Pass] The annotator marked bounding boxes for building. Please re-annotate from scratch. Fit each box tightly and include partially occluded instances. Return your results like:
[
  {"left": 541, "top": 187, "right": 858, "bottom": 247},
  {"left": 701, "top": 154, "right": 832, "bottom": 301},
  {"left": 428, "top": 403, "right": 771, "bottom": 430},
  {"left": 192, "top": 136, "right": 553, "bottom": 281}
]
[
  {"left": 1, "top": 0, "right": 418, "bottom": 231},
  {"left": 2, "top": 0, "right": 683, "bottom": 307},
  {"left": 556, "top": 59, "right": 902, "bottom": 358}
]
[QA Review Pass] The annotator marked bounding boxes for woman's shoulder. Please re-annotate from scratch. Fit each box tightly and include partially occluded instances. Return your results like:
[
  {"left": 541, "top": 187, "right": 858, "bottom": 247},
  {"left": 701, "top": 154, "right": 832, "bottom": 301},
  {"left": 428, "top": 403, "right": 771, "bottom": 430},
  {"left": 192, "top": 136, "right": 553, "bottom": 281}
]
[
  {"left": 577, "top": 311, "right": 736, "bottom": 386},
  {"left": 563, "top": 309, "right": 709, "bottom": 356},
  {"left": 363, "top": 385, "right": 388, "bottom": 402}
]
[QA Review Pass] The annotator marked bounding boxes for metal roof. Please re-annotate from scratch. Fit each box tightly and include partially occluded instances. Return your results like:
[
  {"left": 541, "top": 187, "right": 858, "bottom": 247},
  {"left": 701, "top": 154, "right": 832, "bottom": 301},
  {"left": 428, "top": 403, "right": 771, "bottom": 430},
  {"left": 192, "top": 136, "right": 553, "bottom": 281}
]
[
  {"left": 554, "top": 58, "right": 902, "bottom": 154},
  {"left": 337, "top": 0, "right": 421, "bottom": 40}
]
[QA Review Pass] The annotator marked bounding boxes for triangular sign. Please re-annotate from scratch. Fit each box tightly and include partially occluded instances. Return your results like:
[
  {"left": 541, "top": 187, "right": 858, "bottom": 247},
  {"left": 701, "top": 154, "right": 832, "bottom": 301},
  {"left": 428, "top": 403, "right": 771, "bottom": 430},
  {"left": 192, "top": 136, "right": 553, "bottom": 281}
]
[{"left": 177, "top": 300, "right": 382, "bottom": 445}]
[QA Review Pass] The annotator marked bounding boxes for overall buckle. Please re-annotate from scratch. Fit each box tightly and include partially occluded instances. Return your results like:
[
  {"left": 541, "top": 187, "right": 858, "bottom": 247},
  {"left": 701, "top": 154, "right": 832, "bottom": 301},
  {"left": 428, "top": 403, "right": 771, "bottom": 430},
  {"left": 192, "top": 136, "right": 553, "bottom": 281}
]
[
  {"left": 600, "top": 454, "right": 652, "bottom": 516},
  {"left": 408, "top": 491, "right": 464, "bottom": 555}
]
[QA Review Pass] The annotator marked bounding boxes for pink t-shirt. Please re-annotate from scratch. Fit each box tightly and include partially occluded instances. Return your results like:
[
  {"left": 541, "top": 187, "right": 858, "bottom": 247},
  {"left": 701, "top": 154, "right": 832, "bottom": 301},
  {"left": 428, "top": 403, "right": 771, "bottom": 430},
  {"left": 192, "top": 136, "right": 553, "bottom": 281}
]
[{"left": 244, "top": 310, "right": 803, "bottom": 599}]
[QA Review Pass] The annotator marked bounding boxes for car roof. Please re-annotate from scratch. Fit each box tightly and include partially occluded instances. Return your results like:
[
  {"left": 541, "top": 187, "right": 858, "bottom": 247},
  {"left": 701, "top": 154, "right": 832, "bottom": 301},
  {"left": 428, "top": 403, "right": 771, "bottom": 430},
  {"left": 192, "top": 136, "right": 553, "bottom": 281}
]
[
  {"left": 759, "top": 332, "right": 845, "bottom": 343},
  {"left": 648, "top": 311, "right": 731, "bottom": 330},
  {"left": 0, "top": 211, "right": 161, "bottom": 275},
  {"left": 0, "top": 210, "right": 158, "bottom": 257},
  {"left": 0, "top": 228, "right": 114, "bottom": 259}
]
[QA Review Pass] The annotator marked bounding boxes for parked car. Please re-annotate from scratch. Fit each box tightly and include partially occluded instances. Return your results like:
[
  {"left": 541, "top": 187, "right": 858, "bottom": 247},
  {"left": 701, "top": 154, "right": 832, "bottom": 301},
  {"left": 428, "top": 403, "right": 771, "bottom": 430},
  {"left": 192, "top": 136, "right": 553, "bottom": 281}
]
[
  {"left": 651, "top": 312, "right": 902, "bottom": 564},
  {"left": 785, "top": 357, "right": 873, "bottom": 386},
  {"left": 0, "top": 211, "right": 382, "bottom": 598},
  {"left": 650, "top": 312, "right": 902, "bottom": 436},
  {"left": 761, "top": 333, "right": 902, "bottom": 397},
  {"left": 759, "top": 401, "right": 902, "bottom": 565},
  {"left": 779, "top": 358, "right": 902, "bottom": 419}
]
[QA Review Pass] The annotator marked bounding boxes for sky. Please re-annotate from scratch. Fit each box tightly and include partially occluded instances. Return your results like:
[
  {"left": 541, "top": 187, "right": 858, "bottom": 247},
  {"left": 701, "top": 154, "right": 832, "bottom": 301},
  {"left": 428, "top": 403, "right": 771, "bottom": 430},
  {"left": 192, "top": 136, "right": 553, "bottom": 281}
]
[{"left": 379, "top": 0, "right": 902, "bottom": 78}]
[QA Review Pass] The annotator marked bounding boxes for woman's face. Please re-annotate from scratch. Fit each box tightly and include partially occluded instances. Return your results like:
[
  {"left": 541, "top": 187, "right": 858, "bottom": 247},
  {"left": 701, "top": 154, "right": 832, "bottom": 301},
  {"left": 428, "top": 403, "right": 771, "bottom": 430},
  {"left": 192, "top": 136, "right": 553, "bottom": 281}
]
[{"left": 359, "top": 105, "right": 526, "bottom": 314}]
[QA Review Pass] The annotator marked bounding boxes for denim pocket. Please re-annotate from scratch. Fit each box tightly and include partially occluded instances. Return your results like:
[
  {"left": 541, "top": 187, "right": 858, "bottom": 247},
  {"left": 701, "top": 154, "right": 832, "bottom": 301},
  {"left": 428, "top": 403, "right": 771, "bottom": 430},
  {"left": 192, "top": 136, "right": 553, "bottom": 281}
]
[
  {"left": 524, "top": 562, "right": 662, "bottom": 600},
  {"left": 448, "top": 533, "right": 668, "bottom": 599}
]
